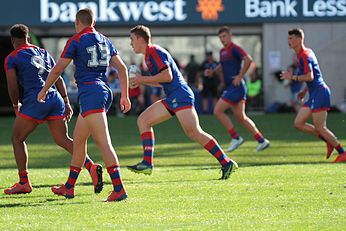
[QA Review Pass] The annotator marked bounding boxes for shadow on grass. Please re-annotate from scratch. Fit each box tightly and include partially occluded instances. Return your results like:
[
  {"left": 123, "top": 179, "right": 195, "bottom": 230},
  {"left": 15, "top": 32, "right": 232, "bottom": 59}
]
[
  {"left": 0, "top": 159, "right": 334, "bottom": 171},
  {"left": 0, "top": 198, "right": 91, "bottom": 208}
]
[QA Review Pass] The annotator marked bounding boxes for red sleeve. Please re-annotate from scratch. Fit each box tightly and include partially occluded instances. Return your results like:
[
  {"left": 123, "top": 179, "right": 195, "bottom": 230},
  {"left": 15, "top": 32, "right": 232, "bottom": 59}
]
[{"left": 150, "top": 47, "right": 168, "bottom": 72}]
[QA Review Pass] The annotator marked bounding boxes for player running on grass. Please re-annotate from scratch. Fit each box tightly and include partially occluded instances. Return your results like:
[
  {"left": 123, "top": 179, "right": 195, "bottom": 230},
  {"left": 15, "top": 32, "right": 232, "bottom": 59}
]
[
  {"left": 213, "top": 26, "right": 270, "bottom": 153},
  {"left": 3, "top": 24, "right": 103, "bottom": 195},
  {"left": 281, "top": 28, "right": 346, "bottom": 163},
  {"left": 37, "top": 8, "right": 131, "bottom": 201},
  {"left": 127, "top": 25, "right": 238, "bottom": 179}
]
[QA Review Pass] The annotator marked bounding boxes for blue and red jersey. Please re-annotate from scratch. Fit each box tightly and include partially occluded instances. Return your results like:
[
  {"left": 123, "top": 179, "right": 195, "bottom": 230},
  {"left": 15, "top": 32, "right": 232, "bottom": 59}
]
[
  {"left": 144, "top": 44, "right": 187, "bottom": 95},
  {"left": 5, "top": 43, "right": 56, "bottom": 97},
  {"left": 295, "top": 47, "right": 328, "bottom": 93},
  {"left": 61, "top": 26, "right": 117, "bottom": 85},
  {"left": 219, "top": 42, "right": 248, "bottom": 87}
]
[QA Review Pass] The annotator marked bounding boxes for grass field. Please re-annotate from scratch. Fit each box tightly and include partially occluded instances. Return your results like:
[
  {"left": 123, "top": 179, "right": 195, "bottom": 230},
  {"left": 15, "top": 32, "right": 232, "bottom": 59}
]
[{"left": 0, "top": 113, "right": 345, "bottom": 230}]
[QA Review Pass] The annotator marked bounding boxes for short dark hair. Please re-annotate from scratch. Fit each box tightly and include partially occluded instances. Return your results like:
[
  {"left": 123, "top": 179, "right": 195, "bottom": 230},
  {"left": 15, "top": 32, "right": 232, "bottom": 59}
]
[
  {"left": 10, "top": 24, "right": 29, "bottom": 39},
  {"left": 130, "top": 25, "right": 151, "bottom": 43},
  {"left": 288, "top": 28, "right": 304, "bottom": 39},
  {"left": 76, "top": 8, "right": 94, "bottom": 25},
  {"left": 218, "top": 26, "right": 231, "bottom": 35}
]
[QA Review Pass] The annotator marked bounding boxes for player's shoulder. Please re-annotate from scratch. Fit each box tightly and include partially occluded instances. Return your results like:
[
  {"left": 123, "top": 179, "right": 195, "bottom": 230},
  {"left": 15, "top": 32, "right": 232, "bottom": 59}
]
[
  {"left": 231, "top": 42, "right": 246, "bottom": 53},
  {"left": 5, "top": 44, "right": 35, "bottom": 60},
  {"left": 298, "top": 47, "right": 313, "bottom": 59},
  {"left": 148, "top": 44, "right": 159, "bottom": 52}
]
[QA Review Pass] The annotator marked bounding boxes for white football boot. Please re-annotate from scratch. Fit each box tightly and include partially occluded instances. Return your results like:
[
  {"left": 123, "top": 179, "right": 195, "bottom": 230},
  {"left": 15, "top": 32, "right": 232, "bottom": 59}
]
[
  {"left": 227, "top": 136, "right": 244, "bottom": 152},
  {"left": 256, "top": 139, "right": 270, "bottom": 152}
]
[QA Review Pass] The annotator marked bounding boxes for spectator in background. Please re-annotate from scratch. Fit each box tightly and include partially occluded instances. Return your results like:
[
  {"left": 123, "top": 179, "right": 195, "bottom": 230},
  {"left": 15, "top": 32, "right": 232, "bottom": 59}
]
[
  {"left": 127, "top": 83, "right": 145, "bottom": 115},
  {"left": 150, "top": 86, "right": 163, "bottom": 104},
  {"left": 185, "top": 54, "right": 200, "bottom": 90},
  {"left": 245, "top": 62, "right": 262, "bottom": 110},
  {"left": 200, "top": 51, "right": 219, "bottom": 114}
]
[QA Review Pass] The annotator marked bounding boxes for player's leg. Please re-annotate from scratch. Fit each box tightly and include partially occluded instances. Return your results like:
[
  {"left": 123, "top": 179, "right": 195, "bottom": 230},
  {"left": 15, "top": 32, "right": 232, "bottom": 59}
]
[
  {"left": 83, "top": 112, "right": 127, "bottom": 201},
  {"left": 294, "top": 107, "right": 317, "bottom": 135},
  {"left": 51, "top": 114, "right": 89, "bottom": 198},
  {"left": 312, "top": 111, "right": 338, "bottom": 147},
  {"left": 176, "top": 108, "right": 238, "bottom": 180},
  {"left": 127, "top": 100, "right": 172, "bottom": 174},
  {"left": 230, "top": 101, "right": 270, "bottom": 151},
  {"left": 4, "top": 116, "right": 37, "bottom": 194},
  {"left": 214, "top": 99, "right": 244, "bottom": 152},
  {"left": 312, "top": 111, "right": 346, "bottom": 162},
  {"left": 47, "top": 118, "right": 103, "bottom": 193}
]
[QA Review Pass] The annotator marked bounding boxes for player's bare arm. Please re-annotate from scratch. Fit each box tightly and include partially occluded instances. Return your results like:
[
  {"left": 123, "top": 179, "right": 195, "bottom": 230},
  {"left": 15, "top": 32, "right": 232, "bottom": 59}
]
[
  {"left": 55, "top": 76, "right": 73, "bottom": 121},
  {"left": 280, "top": 70, "right": 314, "bottom": 82},
  {"left": 215, "top": 64, "right": 225, "bottom": 90},
  {"left": 130, "top": 67, "right": 173, "bottom": 87},
  {"left": 109, "top": 55, "right": 131, "bottom": 113},
  {"left": 5, "top": 68, "right": 21, "bottom": 112},
  {"left": 233, "top": 55, "right": 252, "bottom": 86},
  {"left": 37, "top": 58, "right": 71, "bottom": 103}
]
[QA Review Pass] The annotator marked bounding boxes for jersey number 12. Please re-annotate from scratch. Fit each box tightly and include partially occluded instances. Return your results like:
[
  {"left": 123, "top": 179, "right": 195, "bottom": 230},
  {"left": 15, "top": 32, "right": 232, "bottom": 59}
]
[{"left": 87, "top": 45, "right": 109, "bottom": 67}]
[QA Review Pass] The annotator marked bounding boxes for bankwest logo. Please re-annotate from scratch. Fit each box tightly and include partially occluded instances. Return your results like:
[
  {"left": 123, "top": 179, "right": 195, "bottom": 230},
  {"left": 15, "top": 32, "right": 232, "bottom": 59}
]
[
  {"left": 40, "top": 0, "right": 187, "bottom": 23},
  {"left": 196, "top": 0, "right": 224, "bottom": 21}
]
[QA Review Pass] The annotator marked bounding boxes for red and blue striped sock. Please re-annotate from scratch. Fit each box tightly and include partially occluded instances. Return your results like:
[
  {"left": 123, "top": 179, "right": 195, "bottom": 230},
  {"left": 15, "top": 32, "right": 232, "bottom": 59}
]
[
  {"left": 204, "top": 139, "right": 231, "bottom": 166},
  {"left": 254, "top": 132, "right": 265, "bottom": 143},
  {"left": 335, "top": 144, "right": 345, "bottom": 154},
  {"left": 141, "top": 131, "right": 155, "bottom": 166},
  {"left": 19, "top": 170, "right": 29, "bottom": 185},
  {"left": 107, "top": 165, "right": 126, "bottom": 193},
  {"left": 84, "top": 156, "right": 94, "bottom": 173},
  {"left": 228, "top": 128, "right": 239, "bottom": 139},
  {"left": 65, "top": 166, "right": 81, "bottom": 189}
]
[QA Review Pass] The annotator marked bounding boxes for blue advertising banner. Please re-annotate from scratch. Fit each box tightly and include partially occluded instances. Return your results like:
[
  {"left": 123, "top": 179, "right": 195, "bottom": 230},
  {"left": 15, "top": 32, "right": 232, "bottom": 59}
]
[{"left": 0, "top": 0, "right": 345, "bottom": 26}]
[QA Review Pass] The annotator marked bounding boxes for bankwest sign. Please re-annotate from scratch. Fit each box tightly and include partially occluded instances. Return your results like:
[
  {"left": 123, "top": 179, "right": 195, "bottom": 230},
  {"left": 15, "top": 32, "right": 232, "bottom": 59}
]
[{"left": 0, "top": 0, "right": 345, "bottom": 26}]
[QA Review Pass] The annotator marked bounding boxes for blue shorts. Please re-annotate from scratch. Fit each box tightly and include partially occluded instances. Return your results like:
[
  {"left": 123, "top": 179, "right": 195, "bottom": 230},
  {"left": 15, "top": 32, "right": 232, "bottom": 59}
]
[
  {"left": 161, "top": 84, "right": 194, "bottom": 114},
  {"left": 19, "top": 91, "right": 65, "bottom": 123},
  {"left": 221, "top": 84, "right": 247, "bottom": 106},
  {"left": 303, "top": 86, "right": 331, "bottom": 112},
  {"left": 78, "top": 82, "right": 113, "bottom": 117}
]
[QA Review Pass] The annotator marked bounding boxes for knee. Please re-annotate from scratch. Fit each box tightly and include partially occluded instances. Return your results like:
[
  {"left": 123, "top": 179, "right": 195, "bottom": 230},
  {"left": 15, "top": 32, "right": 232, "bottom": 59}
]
[
  {"left": 213, "top": 107, "right": 223, "bottom": 117},
  {"left": 315, "top": 125, "right": 326, "bottom": 134},
  {"left": 54, "top": 136, "right": 71, "bottom": 149},
  {"left": 137, "top": 114, "right": 150, "bottom": 128},
  {"left": 294, "top": 120, "right": 303, "bottom": 130},
  {"left": 11, "top": 134, "right": 24, "bottom": 145},
  {"left": 235, "top": 113, "right": 246, "bottom": 122},
  {"left": 184, "top": 127, "right": 200, "bottom": 140}
]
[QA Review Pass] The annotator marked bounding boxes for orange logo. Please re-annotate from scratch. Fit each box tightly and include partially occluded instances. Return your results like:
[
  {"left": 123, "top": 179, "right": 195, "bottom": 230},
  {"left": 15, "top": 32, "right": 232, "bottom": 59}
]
[{"left": 196, "top": 0, "right": 224, "bottom": 21}]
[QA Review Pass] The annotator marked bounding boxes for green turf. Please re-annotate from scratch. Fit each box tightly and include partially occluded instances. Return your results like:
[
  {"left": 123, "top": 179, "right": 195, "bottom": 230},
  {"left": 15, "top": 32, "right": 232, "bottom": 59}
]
[{"left": 0, "top": 114, "right": 345, "bottom": 230}]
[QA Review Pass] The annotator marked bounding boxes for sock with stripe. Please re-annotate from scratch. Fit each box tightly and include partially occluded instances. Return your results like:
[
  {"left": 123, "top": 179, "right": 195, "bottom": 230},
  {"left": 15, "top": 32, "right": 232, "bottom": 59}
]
[
  {"left": 204, "top": 139, "right": 231, "bottom": 166},
  {"left": 107, "top": 165, "right": 126, "bottom": 194},
  {"left": 141, "top": 131, "right": 155, "bottom": 166},
  {"left": 228, "top": 128, "right": 240, "bottom": 140},
  {"left": 65, "top": 166, "right": 81, "bottom": 189},
  {"left": 254, "top": 132, "right": 265, "bottom": 143},
  {"left": 335, "top": 144, "right": 345, "bottom": 154},
  {"left": 19, "top": 170, "right": 29, "bottom": 185},
  {"left": 84, "top": 156, "right": 94, "bottom": 173}
]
